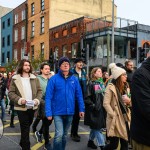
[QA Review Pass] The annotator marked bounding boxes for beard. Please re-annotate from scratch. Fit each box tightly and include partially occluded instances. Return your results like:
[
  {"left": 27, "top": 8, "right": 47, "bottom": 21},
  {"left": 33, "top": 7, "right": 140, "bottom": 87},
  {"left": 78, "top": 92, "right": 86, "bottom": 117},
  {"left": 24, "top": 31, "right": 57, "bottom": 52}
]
[{"left": 23, "top": 68, "right": 30, "bottom": 73}]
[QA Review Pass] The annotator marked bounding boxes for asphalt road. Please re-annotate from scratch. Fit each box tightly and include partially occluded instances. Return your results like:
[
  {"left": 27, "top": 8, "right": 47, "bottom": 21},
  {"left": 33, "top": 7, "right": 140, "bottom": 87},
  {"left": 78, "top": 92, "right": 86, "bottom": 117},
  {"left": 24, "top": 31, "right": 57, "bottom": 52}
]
[{"left": 0, "top": 109, "right": 99, "bottom": 150}]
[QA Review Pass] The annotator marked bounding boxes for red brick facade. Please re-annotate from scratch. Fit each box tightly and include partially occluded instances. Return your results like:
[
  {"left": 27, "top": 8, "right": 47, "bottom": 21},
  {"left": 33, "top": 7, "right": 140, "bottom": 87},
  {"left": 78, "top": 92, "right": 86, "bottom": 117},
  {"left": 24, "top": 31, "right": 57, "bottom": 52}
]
[
  {"left": 49, "top": 17, "right": 92, "bottom": 60},
  {"left": 13, "top": 2, "right": 27, "bottom": 61}
]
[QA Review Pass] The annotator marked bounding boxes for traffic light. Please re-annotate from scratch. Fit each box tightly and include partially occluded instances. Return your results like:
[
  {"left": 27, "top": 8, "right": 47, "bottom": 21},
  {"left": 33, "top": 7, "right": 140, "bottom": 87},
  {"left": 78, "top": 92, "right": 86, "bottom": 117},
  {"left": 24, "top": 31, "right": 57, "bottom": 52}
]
[
  {"left": 139, "top": 47, "right": 145, "bottom": 63},
  {"left": 81, "top": 48, "right": 86, "bottom": 63}
]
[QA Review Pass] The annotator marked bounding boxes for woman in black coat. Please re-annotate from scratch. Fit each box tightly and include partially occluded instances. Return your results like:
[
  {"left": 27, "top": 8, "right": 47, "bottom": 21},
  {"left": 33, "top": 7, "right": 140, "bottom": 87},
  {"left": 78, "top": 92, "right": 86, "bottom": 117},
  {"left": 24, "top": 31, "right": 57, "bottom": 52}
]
[{"left": 84, "top": 67, "right": 106, "bottom": 150}]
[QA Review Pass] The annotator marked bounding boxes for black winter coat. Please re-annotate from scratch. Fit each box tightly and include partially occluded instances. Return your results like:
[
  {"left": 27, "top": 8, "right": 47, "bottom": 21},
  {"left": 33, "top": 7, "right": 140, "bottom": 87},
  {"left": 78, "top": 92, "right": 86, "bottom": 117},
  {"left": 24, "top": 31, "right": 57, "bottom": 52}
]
[
  {"left": 84, "top": 81, "right": 106, "bottom": 130},
  {"left": 131, "top": 57, "right": 150, "bottom": 146}
]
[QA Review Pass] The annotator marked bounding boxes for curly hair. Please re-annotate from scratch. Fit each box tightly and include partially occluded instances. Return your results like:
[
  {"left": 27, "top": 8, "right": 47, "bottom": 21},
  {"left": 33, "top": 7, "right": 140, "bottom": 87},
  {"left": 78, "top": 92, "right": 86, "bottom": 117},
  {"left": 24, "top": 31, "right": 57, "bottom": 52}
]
[{"left": 17, "top": 59, "right": 32, "bottom": 75}]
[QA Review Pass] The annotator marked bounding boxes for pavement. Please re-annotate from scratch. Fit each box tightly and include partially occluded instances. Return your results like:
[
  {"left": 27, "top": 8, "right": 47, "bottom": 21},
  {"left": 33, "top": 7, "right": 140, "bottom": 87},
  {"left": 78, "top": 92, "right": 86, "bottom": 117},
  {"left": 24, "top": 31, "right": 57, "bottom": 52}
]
[
  {"left": 0, "top": 109, "right": 95, "bottom": 150},
  {"left": 0, "top": 109, "right": 131, "bottom": 150}
]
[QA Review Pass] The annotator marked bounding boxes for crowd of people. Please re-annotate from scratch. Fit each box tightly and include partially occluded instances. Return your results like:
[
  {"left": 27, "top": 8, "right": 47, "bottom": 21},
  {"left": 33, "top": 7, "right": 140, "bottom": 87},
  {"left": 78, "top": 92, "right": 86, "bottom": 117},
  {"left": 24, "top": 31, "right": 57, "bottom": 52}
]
[{"left": 0, "top": 55, "right": 150, "bottom": 150}]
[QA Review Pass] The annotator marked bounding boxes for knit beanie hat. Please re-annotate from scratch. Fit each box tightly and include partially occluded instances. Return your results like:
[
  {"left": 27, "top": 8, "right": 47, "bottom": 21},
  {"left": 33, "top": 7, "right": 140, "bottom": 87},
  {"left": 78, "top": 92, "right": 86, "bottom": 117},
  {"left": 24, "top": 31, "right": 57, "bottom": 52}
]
[
  {"left": 109, "top": 63, "right": 126, "bottom": 79},
  {"left": 58, "top": 57, "right": 70, "bottom": 67}
]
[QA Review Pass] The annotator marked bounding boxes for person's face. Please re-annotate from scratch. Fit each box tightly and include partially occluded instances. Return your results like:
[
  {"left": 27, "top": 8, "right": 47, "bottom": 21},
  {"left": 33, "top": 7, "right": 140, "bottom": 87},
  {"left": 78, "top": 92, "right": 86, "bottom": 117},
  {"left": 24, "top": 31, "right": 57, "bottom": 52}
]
[
  {"left": 121, "top": 73, "right": 127, "bottom": 83},
  {"left": 23, "top": 62, "right": 30, "bottom": 73},
  {"left": 94, "top": 69, "right": 102, "bottom": 78},
  {"left": 105, "top": 72, "right": 109, "bottom": 79},
  {"left": 76, "top": 61, "right": 84, "bottom": 69},
  {"left": 8, "top": 72, "right": 12, "bottom": 78},
  {"left": 127, "top": 62, "right": 134, "bottom": 71},
  {"left": 60, "top": 61, "right": 70, "bottom": 72},
  {"left": 41, "top": 65, "right": 50, "bottom": 76}
]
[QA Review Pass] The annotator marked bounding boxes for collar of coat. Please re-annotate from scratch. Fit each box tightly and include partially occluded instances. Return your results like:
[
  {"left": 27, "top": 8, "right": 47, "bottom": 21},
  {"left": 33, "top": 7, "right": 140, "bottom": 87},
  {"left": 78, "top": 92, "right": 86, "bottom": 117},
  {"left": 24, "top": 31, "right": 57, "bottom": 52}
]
[
  {"left": 108, "top": 83, "right": 118, "bottom": 99},
  {"left": 12, "top": 73, "right": 36, "bottom": 79},
  {"left": 12, "top": 73, "right": 36, "bottom": 98}
]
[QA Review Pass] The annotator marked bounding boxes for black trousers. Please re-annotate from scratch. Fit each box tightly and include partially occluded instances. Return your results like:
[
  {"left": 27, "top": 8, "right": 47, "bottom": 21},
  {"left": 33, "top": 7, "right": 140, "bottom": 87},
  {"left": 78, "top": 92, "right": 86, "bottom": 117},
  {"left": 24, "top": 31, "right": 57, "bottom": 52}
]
[
  {"left": 42, "top": 117, "right": 52, "bottom": 145},
  {"left": 104, "top": 137, "right": 128, "bottom": 150},
  {"left": 17, "top": 109, "right": 35, "bottom": 150},
  {"left": 71, "top": 101, "right": 80, "bottom": 136},
  {"left": 32, "top": 117, "right": 41, "bottom": 132}
]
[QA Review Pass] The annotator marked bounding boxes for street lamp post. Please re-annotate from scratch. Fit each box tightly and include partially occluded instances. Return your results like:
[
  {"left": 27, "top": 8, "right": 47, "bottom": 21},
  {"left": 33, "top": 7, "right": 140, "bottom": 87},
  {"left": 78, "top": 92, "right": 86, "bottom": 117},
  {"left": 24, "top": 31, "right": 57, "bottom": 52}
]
[{"left": 111, "top": 0, "right": 115, "bottom": 63}]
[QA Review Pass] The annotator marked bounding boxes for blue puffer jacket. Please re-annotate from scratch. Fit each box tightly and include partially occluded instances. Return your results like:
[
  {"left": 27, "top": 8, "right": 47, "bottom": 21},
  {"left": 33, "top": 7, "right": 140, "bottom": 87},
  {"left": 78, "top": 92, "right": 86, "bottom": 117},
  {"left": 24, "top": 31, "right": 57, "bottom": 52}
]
[{"left": 45, "top": 70, "right": 85, "bottom": 117}]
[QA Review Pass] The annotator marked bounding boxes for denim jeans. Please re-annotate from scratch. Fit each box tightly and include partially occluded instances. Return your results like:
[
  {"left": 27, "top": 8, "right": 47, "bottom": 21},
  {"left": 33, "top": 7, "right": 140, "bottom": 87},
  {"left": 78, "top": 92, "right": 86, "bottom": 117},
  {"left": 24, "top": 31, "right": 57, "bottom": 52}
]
[
  {"left": 89, "top": 129, "right": 105, "bottom": 146},
  {"left": 53, "top": 115, "right": 73, "bottom": 150},
  {"left": 0, "top": 99, "right": 6, "bottom": 121}
]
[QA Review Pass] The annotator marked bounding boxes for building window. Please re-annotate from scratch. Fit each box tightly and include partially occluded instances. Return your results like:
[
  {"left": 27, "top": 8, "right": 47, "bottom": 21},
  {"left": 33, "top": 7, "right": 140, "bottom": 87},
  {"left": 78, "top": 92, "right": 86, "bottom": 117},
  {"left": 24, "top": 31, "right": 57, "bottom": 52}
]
[
  {"left": 14, "top": 29, "right": 18, "bottom": 42},
  {"left": 54, "top": 47, "right": 59, "bottom": 60},
  {"left": 21, "top": 48, "right": 25, "bottom": 59},
  {"left": 71, "top": 26, "right": 77, "bottom": 34},
  {"left": 7, "top": 35, "right": 10, "bottom": 46},
  {"left": 7, "top": 51, "right": 10, "bottom": 62},
  {"left": 31, "top": 21, "right": 35, "bottom": 37},
  {"left": 54, "top": 32, "right": 59, "bottom": 38},
  {"left": 41, "top": 43, "right": 44, "bottom": 57},
  {"left": 2, "top": 21, "right": 5, "bottom": 29},
  {"left": 41, "top": 16, "right": 44, "bottom": 34},
  {"left": 31, "top": 3, "right": 35, "bottom": 16},
  {"left": 14, "top": 49, "right": 17, "bottom": 60},
  {"left": 71, "top": 43, "right": 77, "bottom": 58},
  {"left": 62, "top": 45, "right": 67, "bottom": 56},
  {"left": 31, "top": 45, "right": 34, "bottom": 60},
  {"left": 7, "top": 18, "right": 10, "bottom": 27},
  {"left": 41, "top": 0, "right": 45, "bottom": 11},
  {"left": 21, "top": 26, "right": 25, "bottom": 40},
  {"left": 15, "top": 14, "right": 18, "bottom": 24},
  {"left": 22, "top": 10, "right": 26, "bottom": 20},
  {"left": 2, "top": 53, "right": 5, "bottom": 63},
  {"left": 62, "top": 30, "right": 67, "bottom": 36},
  {"left": 2, "top": 37, "right": 5, "bottom": 47}
]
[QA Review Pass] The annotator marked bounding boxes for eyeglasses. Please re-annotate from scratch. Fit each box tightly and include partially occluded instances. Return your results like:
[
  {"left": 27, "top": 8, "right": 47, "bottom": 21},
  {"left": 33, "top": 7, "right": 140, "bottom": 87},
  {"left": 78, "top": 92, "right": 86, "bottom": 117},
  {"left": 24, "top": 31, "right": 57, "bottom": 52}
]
[{"left": 61, "top": 63, "right": 70, "bottom": 66}]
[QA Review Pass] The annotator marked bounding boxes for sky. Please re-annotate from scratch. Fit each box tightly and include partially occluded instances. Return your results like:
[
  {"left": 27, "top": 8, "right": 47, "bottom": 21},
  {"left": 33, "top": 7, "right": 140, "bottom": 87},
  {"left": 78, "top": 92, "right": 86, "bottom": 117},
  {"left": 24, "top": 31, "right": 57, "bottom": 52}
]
[{"left": 0, "top": 0, "right": 150, "bottom": 25}]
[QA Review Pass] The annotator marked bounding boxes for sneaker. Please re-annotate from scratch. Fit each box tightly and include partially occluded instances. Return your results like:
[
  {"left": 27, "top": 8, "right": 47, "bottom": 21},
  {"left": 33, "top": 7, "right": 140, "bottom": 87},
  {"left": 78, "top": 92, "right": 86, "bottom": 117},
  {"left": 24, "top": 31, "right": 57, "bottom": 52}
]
[
  {"left": 87, "top": 140, "right": 97, "bottom": 149},
  {"left": 71, "top": 135, "right": 80, "bottom": 142},
  {"left": 35, "top": 131, "right": 42, "bottom": 143},
  {"left": 10, "top": 124, "right": 15, "bottom": 128},
  {"left": 44, "top": 143, "right": 52, "bottom": 150}
]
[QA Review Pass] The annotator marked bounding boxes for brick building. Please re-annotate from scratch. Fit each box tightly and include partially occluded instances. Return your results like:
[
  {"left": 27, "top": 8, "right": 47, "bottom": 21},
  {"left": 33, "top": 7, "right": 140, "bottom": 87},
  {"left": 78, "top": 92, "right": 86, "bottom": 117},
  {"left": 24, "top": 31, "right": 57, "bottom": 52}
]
[
  {"left": 27, "top": 0, "right": 49, "bottom": 60},
  {"left": 49, "top": 17, "right": 92, "bottom": 63},
  {"left": 13, "top": 1, "right": 27, "bottom": 61}
]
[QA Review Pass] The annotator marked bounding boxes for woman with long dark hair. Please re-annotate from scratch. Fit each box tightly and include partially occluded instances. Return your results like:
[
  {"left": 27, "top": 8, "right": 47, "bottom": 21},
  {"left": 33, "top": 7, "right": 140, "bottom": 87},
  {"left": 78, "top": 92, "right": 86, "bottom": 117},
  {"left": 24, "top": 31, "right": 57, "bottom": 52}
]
[{"left": 103, "top": 63, "right": 131, "bottom": 150}]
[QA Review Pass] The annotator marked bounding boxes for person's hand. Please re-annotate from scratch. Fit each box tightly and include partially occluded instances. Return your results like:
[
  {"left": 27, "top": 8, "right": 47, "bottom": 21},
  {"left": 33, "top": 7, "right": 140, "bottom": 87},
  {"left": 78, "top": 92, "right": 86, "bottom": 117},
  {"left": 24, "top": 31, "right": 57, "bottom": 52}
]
[
  {"left": 122, "top": 95, "right": 131, "bottom": 105},
  {"left": 34, "top": 101, "right": 38, "bottom": 106},
  {"left": 79, "top": 112, "right": 84, "bottom": 118},
  {"left": 21, "top": 99, "right": 26, "bottom": 104},
  {"left": 47, "top": 117, "right": 53, "bottom": 120}
]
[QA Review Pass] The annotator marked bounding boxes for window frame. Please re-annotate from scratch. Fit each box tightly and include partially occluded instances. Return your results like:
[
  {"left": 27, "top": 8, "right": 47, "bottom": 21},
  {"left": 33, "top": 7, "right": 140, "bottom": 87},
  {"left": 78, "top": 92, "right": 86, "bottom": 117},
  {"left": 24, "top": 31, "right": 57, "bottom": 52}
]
[
  {"left": 14, "top": 29, "right": 18, "bottom": 42},
  {"left": 31, "top": 21, "right": 35, "bottom": 37},
  {"left": 14, "top": 14, "right": 18, "bottom": 24},
  {"left": 7, "top": 35, "right": 10, "bottom": 46},
  {"left": 41, "top": 42, "right": 44, "bottom": 57},
  {"left": 21, "top": 26, "right": 25, "bottom": 40},
  {"left": 41, "top": 0, "right": 45, "bottom": 11},
  {"left": 40, "top": 16, "right": 44, "bottom": 34},
  {"left": 31, "top": 3, "right": 35, "bottom": 16}
]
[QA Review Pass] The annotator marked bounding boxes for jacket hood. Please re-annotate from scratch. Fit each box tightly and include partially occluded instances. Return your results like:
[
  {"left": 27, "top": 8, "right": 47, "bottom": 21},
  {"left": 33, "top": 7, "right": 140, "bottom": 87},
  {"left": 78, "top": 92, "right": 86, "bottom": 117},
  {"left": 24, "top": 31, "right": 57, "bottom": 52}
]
[{"left": 141, "top": 57, "right": 150, "bottom": 71}]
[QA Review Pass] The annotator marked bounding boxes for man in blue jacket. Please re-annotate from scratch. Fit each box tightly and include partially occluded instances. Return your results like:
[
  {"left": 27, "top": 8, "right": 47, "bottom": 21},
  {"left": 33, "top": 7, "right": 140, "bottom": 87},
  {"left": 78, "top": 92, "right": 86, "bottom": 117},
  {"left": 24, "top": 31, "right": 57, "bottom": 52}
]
[{"left": 45, "top": 57, "right": 84, "bottom": 150}]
